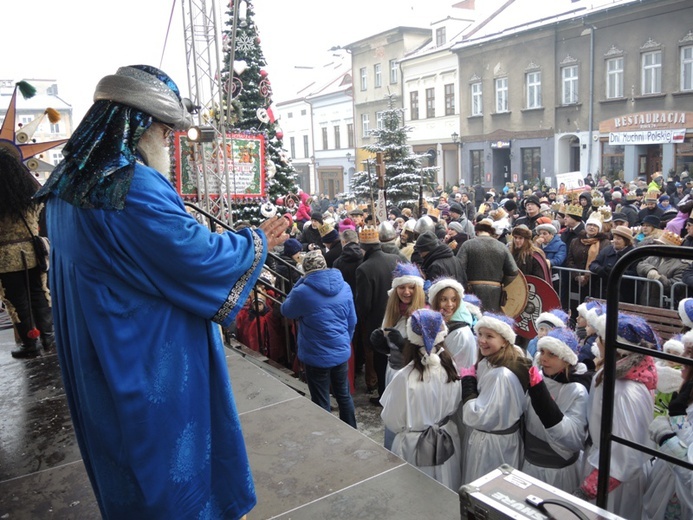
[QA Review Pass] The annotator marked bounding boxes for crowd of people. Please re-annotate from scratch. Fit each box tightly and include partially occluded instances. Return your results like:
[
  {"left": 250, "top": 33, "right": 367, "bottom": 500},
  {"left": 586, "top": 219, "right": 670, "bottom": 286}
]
[{"left": 241, "top": 172, "right": 693, "bottom": 519}]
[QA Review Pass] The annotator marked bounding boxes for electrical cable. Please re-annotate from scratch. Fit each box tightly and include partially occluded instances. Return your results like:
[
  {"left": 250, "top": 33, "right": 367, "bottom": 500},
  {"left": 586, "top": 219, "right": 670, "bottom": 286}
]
[{"left": 160, "top": 0, "right": 178, "bottom": 69}]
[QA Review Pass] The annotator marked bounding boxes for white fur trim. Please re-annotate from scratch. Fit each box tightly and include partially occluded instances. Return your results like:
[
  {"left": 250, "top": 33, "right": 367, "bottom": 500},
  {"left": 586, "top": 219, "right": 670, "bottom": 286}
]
[
  {"left": 535, "top": 312, "right": 565, "bottom": 330},
  {"left": 388, "top": 275, "right": 424, "bottom": 296},
  {"left": 406, "top": 319, "right": 448, "bottom": 351},
  {"left": 656, "top": 365, "right": 683, "bottom": 394},
  {"left": 682, "top": 330, "right": 693, "bottom": 348},
  {"left": 428, "top": 278, "right": 465, "bottom": 307},
  {"left": 591, "top": 342, "right": 601, "bottom": 359},
  {"left": 586, "top": 308, "right": 602, "bottom": 330},
  {"left": 537, "top": 336, "right": 578, "bottom": 366},
  {"left": 465, "top": 303, "right": 483, "bottom": 322},
  {"left": 474, "top": 316, "right": 516, "bottom": 345},
  {"left": 663, "top": 339, "right": 685, "bottom": 356},
  {"left": 595, "top": 314, "right": 606, "bottom": 340},
  {"left": 576, "top": 302, "right": 589, "bottom": 319},
  {"left": 679, "top": 298, "right": 693, "bottom": 329}
]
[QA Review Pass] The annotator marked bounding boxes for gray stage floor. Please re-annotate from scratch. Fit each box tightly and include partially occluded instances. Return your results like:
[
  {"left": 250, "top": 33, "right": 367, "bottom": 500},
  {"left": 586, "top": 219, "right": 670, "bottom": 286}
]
[{"left": 0, "top": 321, "right": 460, "bottom": 519}]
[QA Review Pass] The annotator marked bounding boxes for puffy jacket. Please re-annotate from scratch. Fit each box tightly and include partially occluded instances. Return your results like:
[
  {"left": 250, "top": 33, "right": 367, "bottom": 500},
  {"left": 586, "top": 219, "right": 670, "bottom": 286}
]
[
  {"left": 542, "top": 234, "right": 567, "bottom": 267},
  {"left": 281, "top": 268, "right": 356, "bottom": 368}
]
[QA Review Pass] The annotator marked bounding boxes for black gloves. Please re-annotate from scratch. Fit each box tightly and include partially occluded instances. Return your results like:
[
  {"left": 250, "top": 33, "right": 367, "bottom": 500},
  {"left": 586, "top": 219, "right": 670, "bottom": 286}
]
[
  {"left": 669, "top": 380, "right": 693, "bottom": 417},
  {"left": 384, "top": 327, "right": 405, "bottom": 351},
  {"left": 369, "top": 329, "right": 390, "bottom": 356}
]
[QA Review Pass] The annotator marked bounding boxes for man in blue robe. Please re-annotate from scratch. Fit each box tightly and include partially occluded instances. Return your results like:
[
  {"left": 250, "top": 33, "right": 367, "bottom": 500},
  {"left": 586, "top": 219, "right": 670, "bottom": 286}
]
[{"left": 36, "top": 65, "right": 288, "bottom": 519}]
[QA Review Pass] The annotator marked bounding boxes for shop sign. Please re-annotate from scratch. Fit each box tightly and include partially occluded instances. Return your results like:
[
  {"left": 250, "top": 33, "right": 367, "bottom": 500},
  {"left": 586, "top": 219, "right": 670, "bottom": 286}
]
[
  {"left": 608, "top": 129, "right": 686, "bottom": 145},
  {"left": 599, "top": 111, "right": 692, "bottom": 133}
]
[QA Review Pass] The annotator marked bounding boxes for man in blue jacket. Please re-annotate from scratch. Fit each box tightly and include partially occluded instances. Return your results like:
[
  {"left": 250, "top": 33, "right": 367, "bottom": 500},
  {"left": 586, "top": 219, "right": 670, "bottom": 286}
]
[{"left": 281, "top": 250, "right": 357, "bottom": 428}]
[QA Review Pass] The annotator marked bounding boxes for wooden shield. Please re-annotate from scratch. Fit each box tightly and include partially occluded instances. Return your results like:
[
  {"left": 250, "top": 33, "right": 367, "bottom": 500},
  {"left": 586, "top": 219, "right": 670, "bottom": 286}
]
[
  {"left": 501, "top": 271, "right": 528, "bottom": 318},
  {"left": 514, "top": 275, "right": 562, "bottom": 339}
]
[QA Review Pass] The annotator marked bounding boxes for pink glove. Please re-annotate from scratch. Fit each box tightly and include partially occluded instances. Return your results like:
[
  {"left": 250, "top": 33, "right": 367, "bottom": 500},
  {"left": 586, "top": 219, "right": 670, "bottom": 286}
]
[
  {"left": 459, "top": 366, "right": 476, "bottom": 378},
  {"left": 579, "top": 469, "right": 621, "bottom": 500},
  {"left": 529, "top": 366, "right": 543, "bottom": 387}
]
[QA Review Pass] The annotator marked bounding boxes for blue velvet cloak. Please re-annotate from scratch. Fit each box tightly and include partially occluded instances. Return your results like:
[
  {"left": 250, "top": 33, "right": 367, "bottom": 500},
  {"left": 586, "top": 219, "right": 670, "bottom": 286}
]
[{"left": 46, "top": 162, "right": 263, "bottom": 519}]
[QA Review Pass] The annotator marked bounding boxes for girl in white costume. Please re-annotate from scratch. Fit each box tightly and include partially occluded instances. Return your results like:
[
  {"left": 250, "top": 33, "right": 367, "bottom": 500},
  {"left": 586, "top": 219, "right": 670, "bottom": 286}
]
[
  {"left": 579, "top": 312, "right": 658, "bottom": 519},
  {"left": 460, "top": 312, "right": 531, "bottom": 484},
  {"left": 380, "top": 309, "right": 462, "bottom": 491},
  {"left": 644, "top": 331, "right": 693, "bottom": 520},
  {"left": 428, "top": 277, "right": 477, "bottom": 370},
  {"left": 522, "top": 327, "right": 591, "bottom": 493}
]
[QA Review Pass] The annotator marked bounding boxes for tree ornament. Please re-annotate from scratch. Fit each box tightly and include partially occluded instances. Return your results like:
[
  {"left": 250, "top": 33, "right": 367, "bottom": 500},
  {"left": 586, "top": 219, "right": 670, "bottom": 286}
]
[
  {"left": 278, "top": 149, "right": 289, "bottom": 164},
  {"left": 267, "top": 159, "right": 277, "bottom": 178},
  {"left": 256, "top": 107, "right": 270, "bottom": 124},
  {"left": 260, "top": 69, "right": 268, "bottom": 77},
  {"left": 260, "top": 201, "right": 277, "bottom": 219},
  {"left": 275, "top": 196, "right": 284, "bottom": 206},
  {"left": 276, "top": 130, "right": 284, "bottom": 139},
  {"left": 233, "top": 60, "right": 248, "bottom": 75}
]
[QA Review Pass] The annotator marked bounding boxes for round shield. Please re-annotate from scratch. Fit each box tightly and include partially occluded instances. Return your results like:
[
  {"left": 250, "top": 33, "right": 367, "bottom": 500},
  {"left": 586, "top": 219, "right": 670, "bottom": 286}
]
[
  {"left": 501, "top": 270, "right": 528, "bottom": 318},
  {"left": 514, "top": 275, "right": 562, "bottom": 339}
]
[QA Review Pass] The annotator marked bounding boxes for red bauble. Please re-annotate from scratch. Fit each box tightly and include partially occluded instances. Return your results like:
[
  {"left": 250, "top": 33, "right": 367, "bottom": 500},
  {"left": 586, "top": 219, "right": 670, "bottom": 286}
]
[
  {"left": 260, "top": 69, "right": 268, "bottom": 77},
  {"left": 275, "top": 197, "right": 284, "bottom": 205},
  {"left": 276, "top": 131, "right": 284, "bottom": 139},
  {"left": 27, "top": 328, "right": 40, "bottom": 339},
  {"left": 256, "top": 37, "right": 261, "bottom": 44}
]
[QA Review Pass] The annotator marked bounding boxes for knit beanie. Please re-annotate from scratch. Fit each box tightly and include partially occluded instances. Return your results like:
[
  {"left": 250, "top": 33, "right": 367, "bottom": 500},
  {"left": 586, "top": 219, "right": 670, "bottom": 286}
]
[
  {"left": 414, "top": 230, "right": 439, "bottom": 253},
  {"left": 302, "top": 250, "right": 327, "bottom": 274},
  {"left": 283, "top": 238, "right": 302, "bottom": 258},
  {"left": 310, "top": 211, "right": 324, "bottom": 224}
]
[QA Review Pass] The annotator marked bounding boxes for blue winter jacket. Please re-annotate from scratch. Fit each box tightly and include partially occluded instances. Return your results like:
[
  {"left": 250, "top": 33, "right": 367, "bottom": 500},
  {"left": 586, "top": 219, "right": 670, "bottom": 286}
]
[
  {"left": 281, "top": 268, "right": 356, "bottom": 368},
  {"left": 542, "top": 234, "right": 567, "bottom": 267}
]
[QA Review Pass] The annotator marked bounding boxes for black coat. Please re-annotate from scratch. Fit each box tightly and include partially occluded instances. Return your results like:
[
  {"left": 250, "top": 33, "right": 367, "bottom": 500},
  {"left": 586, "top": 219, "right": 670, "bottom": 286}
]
[
  {"left": 421, "top": 244, "right": 467, "bottom": 286},
  {"left": 560, "top": 222, "right": 585, "bottom": 249},
  {"left": 354, "top": 247, "right": 400, "bottom": 336},
  {"left": 323, "top": 240, "right": 342, "bottom": 268},
  {"left": 333, "top": 241, "right": 363, "bottom": 299},
  {"left": 589, "top": 244, "right": 637, "bottom": 301}
]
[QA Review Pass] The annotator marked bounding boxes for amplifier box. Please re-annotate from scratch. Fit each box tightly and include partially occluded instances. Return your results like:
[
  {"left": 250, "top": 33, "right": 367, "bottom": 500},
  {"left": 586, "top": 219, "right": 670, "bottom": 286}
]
[{"left": 459, "top": 464, "right": 624, "bottom": 520}]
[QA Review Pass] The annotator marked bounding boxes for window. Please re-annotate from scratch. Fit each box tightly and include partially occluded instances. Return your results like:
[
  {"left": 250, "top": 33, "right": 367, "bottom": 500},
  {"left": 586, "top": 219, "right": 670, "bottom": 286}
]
[
  {"left": 347, "top": 123, "right": 354, "bottom": 148},
  {"left": 287, "top": 112, "right": 293, "bottom": 119},
  {"left": 410, "top": 91, "right": 419, "bottom": 120},
  {"left": 602, "top": 143, "right": 625, "bottom": 180},
  {"left": 374, "top": 64, "right": 382, "bottom": 88},
  {"left": 682, "top": 46, "right": 693, "bottom": 91},
  {"left": 20, "top": 115, "right": 32, "bottom": 125},
  {"left": 521, "top": 148, "right": 541, "bottom": 183},
  {"left": 300, "top": 109, "right": 306, "bottom": 116},
  {"left": 436, "top": 27, "right": 446, "bottom": 47},
  {"left": 606, "top": 57, "right": 624, "bottom": 98},
  {"left": 495, "top": 77, "right": 508, "bottom": 113},
  {"left": 471, "top": 82, "right": 482, "bottom": 116},
  {"left": 642, "top": 50, "right": 662, "bottom": 94},
  {"left": 334, "top": 125, "right": 341, "bottom": 149},
  {"left": 360, "top": 67, "right": 367, "bottom": 90},
  {"left": 426, "top": 88, "right": 435, "bottom": 118},
  {"left": 526, "top": 71, "right": 542, "bottom": 109},
  {"left": 361, "top": 113, "right": 370, "bottom": 137},
  {"left": 51, "top": 151, "right": 62, "bottom": 165},
  {"left": 562, "top": 65, "right": 578, "bottom": 104},
  {"left": 289, "top": 136, "right": 296, "bottom": 158},
  {"left": 376, "top": 111, "right": 384, "bottom": 130},
  {"left": 321, "top": 127, "right": 328, "bottom": 150},
  {"left": 50, "top": 122, "right": 61, "bottom": 134},
  {"left": 389, "top": 59, "right": 398, "bottom": 84},
  {"left": 303, "top": 135, "right": 309, "bottom": 158},
  {"left": 444, "top": 83, "right": 455, "bottom": 116},
  {"left": 470, "top": 150, "right": 484, "bottom": 187}
]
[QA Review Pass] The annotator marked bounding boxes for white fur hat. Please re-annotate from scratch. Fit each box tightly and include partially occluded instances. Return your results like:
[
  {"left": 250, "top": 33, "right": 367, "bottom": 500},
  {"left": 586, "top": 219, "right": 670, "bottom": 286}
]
[
  {"left": 678, "top": 298, "right": 693, "bottom": 329},
  {"left": 534, "top": 310, "right": 567, "bottom": 331},
  {"left": 663, "top": 336, "right": 685, "bottom": 357},
  {"left": 585, "top": 213, "right": 603, "bottom": 231},
  {"left": 428, "top": 277, "right": 465, "bottom": 307},
  {"left": 537, "top": 328, "right": 579, "bottom": 366},
  {"left": 474, "top": 312, "right": 516, "bottom": 346}
]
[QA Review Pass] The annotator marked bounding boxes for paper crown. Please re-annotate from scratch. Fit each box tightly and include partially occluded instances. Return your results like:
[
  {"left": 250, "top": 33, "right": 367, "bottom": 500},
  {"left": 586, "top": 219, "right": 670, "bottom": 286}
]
[
  {"left": 598, "top": 206, "right": 612, "bottom": 222},
  {"left": 358, "top": 226, "right": 380, "bottom": 244},
  {"left": 659, "top": 231, "right": 683, "bottom": 246},
  {"left": 565, "top": 203, "right": 583, "bottom": 218},
  {"left": 644, "top": 189, "right": 661, "bottom": 202},
  {"left": 318, "top": 222, "right": 334, "bottom": 237},
  {"left": 427, "top": 207, "right": 440, "bottom": 219},
  {"left": 591, "top": 193, "right": 605, "bottom": 208},
  {"left": 551, "top": 202, "right": 565, "bottom": 214},
  {"left": 625, "top": 191, "right": 638, "bottom": 201}
]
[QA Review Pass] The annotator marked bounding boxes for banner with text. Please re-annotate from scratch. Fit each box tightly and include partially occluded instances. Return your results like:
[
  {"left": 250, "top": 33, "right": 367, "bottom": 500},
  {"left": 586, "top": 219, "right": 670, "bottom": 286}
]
[{"left": 609, "top": 129, "right": 686, "bottom": 146}]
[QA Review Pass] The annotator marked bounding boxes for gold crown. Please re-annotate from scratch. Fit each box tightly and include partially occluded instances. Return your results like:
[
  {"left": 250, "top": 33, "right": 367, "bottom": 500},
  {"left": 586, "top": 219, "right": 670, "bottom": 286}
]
[
  {"left": 551, "top": 202, "right": 564, "bottom": 213},
  {"left": 427, "top": 207, "right": 440, "bottom": 219},
  {"left": 598, "top": 206, "right": 612, "bottom": 222},
  {"left": 591, "top": 195, "right": 605, "bottom": 208},
  {"left": 318, "top": 222, "right": 335, "bottom": 237},
  {"left": 659, "top": 231, "right": 682, "bottom": 246},
  {"left": 358, "top": 226, "right": 380, "bottom": 244},
  {"left": 625, "top": 192, "right": 638, "bottom": 201},
  {"left": 645, "top": 189, "right": 661, "bottom": 202},
  {"left": 565, "top": 203, "right": 583, "bottom": 218}
]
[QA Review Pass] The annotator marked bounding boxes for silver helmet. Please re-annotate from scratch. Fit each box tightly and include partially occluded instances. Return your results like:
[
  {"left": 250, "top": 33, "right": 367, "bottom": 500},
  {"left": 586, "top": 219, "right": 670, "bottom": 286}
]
[
  {"left": 378, "top": 221, "right": 397, "bottom": 242},
  {"left": 414, "top": 215, "right": 435, "bottom": 236}
]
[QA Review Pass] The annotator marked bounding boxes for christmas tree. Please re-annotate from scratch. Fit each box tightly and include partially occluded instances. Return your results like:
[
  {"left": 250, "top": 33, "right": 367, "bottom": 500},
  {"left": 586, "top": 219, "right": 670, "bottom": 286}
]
[
  {"left": 219, "top": 0, "right": 300, "bottom": 224},
  {"left": 353, "top": 95, "right": 437, "bottom": 211}
]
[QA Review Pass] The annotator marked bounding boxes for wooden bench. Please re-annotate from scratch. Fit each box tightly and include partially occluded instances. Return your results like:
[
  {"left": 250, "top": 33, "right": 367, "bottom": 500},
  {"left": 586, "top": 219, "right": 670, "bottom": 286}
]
[{"left": 588, "top": 298, "right": 682, "bottom": 342}]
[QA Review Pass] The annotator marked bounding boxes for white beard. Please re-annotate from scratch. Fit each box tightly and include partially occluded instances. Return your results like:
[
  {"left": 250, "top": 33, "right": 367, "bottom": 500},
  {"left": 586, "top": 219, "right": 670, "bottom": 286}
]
[{"left": 137, "top": 128, "right": 171, "bottom": 175}]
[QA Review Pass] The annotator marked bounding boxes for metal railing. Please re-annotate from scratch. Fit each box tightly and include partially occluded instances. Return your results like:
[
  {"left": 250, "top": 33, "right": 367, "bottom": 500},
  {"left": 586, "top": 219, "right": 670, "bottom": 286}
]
[
  {"left": 184, "top": 202, "right": 303, "bottom": 375},
  {"left": 597, "top": 244, "right": 693, "bottom": 508}
]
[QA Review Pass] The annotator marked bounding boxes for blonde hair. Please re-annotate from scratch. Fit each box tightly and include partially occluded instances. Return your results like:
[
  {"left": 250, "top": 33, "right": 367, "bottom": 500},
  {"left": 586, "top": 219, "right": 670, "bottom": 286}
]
[{"left": 382, "top": 284, "right": 426, "bottom": 328}]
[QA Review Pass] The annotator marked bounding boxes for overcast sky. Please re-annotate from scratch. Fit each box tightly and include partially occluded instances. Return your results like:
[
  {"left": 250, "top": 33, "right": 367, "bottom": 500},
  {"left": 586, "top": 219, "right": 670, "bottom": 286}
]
[{"left": 2, "top": 0, "right": 456, "bottom": 123}]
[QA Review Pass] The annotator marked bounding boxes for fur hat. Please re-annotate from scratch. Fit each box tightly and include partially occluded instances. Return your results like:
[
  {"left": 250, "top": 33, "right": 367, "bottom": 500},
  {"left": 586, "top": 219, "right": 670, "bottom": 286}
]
[
  {"left": 407, "top": 309, "right": 448, "bottom": 355},
  {"left": 535, "top": 309, "right": 569, "bottom": 331},
  {"left": 474, "top": 312, "right": 516, "bottom": 346},
  {"left": 678, "top": 298, "right": 693, "bottom": 329},
  {"left": 491, "top": 207, "right": 508, "bottom": 221},
  {"left": 283, "top": 238, "right": 302, "bottom": 258},
  {"left": 536, "top": 223, "right": 557, "bottom": 235},
  {"left": 585, "top": 213, "right": 603, "bottom": 231},
  {"left": 302, "top": 250, "right": 326, "bottom": 274},
  {"left": 475, "top": 219, "right": 496, "bottom": 235},
  {"left": 611, "top": 225, "right": 633, "bottom": 243},
  {"left": 511, "top": 225, "right": 532, "bottom": 239},
  {"left": 577, "top": 299, "right": 604, "bottom": 320},
  {"left": 537, "top": 327, "right": 579, "bottom": 366},
  {"left": 641, "top": 215, "right": 661, "bottom": 228},
  {"left": 428, "top": 277, "right": 465, "bottom": 307},
  {"left": 663, "top": 335, "right": 685, "bottom": 357},
  {"left": 389, "top": 262, "right": 424, "bottom": 295}
]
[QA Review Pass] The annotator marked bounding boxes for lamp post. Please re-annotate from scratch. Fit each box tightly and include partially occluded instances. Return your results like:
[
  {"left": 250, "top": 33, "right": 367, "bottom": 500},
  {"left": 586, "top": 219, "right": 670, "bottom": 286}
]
[{"left": 451, "top": 132, "right": 462, "bottom": 186}]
